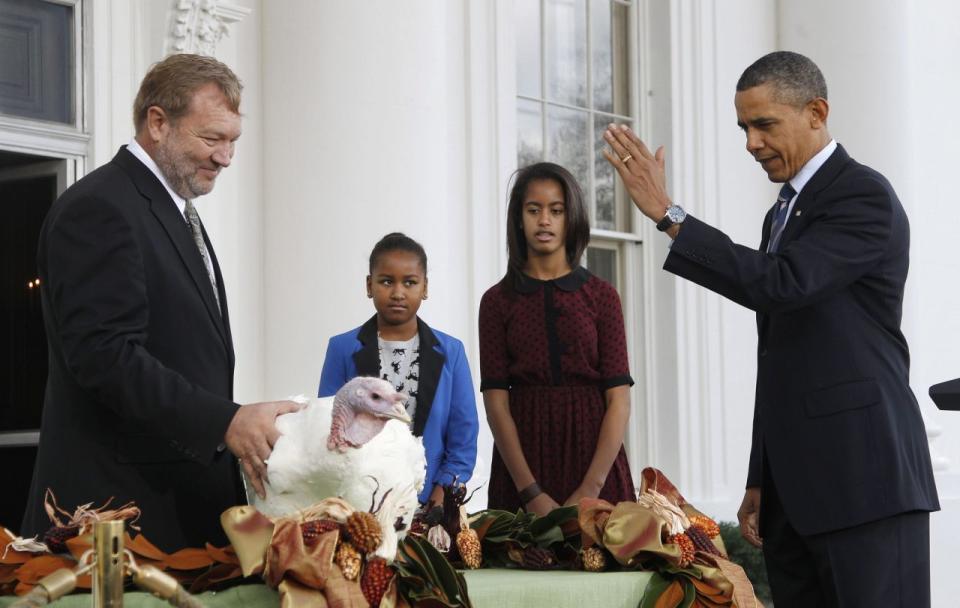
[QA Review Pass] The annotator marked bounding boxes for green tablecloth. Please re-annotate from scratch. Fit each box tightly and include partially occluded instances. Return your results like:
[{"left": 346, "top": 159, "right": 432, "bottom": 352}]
[
  {"left": 463, "top": 569, "right": 653, "bottom": 607},
  {"left": 1, "top": 569, "right": 654, "bottom": 607}
]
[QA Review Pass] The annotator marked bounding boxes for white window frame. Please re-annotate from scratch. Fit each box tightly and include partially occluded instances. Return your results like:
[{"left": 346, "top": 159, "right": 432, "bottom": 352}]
[
  {"left": 0, "top": 0, "right": 89, "bottom": 450},
  {"left": 0, "top": 0, "right": 90, "bottom": 163}
]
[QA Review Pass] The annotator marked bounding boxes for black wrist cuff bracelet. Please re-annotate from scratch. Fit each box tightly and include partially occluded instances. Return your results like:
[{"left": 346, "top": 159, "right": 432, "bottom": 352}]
[{"left": 518, "top": 481, "right": 543, "bottom": 504}]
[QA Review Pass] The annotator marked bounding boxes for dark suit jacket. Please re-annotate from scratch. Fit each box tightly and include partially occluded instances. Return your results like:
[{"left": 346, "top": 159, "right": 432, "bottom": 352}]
[
  {"left": 664, "top": 144, "right": 939, "bottom": 535},
  {"left": 21, "top": 147, "right": 243, "bottom": 552}
]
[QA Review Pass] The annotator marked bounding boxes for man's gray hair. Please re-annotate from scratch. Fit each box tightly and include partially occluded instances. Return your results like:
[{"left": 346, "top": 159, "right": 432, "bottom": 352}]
[{"left": 737, "top": 51, "right": 827, "bottom": 108}]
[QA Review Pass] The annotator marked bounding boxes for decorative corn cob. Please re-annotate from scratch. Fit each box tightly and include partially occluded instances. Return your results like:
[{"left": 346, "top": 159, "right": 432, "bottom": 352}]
[
  {"left": 345, "top": 511, "right": 383, "bottom": 555},
  {"left": 335, "top": 542, "right": 362, "bottom": 581},
  {"left": 360, "top": 557, "right": 395, "bottom": 607},
  {"left": 581, "top": 546, "right": 607, "bottom": 572}
]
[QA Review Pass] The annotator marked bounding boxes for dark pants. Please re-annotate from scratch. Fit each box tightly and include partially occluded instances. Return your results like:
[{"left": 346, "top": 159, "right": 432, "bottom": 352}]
[{"left": 760, "top": 469, "right": 930, "bottom": 608}]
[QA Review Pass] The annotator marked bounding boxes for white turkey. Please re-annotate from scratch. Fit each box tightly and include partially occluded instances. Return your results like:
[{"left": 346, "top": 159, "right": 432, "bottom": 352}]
[{"left": 249, "top": 376, "right": 426, "bottom": 561}]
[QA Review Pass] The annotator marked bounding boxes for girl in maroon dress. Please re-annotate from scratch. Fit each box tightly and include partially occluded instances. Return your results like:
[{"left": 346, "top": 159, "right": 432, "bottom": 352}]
[{"left": 479, "top": 162, "right": 635, "bottom": 516}]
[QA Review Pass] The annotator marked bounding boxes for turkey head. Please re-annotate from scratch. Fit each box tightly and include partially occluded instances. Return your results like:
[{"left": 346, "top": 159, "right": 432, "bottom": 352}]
[{"left": 327, "top": 376, "right": 411, "bottom": 452}]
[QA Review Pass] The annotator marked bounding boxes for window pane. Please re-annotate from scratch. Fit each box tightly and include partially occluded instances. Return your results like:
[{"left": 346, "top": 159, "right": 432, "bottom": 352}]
[
  {"left": 612, "top": 1, "right": 631, "bottom": 116},
  {"left": 594, "top": 115, "right": 631, "bottom": 231},
  {"left": 546, "top": 104, "right": 590, "bottom": 195},
  {"left": 0, "top": 169, "right": 55, "bottom": 433},
  {"left": 518, "top": 99, "right": 544, "bottom": 168},
  {"left": 545, "top": 0, "right": 587, "bottom": 107},
  {"left": 516, "top": 0, "right": 542, "bottom": 98},
  {"left": 590, "top": 0, "right": 613, "bottom": 113},
  {"left": 0, "top": 445, "right": 38, "bottom": 544},
  {"left": 587, "top": 246, "right": 618, "bottom": 290},
  {"left": 0, "top": 0, "right": 74, "bottom": 124}
]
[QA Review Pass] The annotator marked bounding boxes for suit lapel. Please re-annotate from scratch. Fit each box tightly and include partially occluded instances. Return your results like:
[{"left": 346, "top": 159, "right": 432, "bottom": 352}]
[
  {"left": 777, "top": 144, "right": 852, "bottom": 250},
  {"left": 756, "top": 145, "right": 852, "bottom": 342},
  {"left": 202, "top": 224, "right": 235, "bottom": 368},
  {"left": 412, "top": 318, "right": 444, "bottom": 438},
  {"left": 113, "top": 147, "right": 229, "bottom": 349},
  {"left": 353, "top": 316, "right": 381, "bottom": 378},
  {"left": 759, "top": 205, "right": 776, "bottom": 253}
]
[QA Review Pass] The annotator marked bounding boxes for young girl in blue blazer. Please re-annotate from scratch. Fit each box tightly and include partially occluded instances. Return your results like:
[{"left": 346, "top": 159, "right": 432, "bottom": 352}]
[{"left": 319, "top": 233, "right": 479, "bottom": 506}]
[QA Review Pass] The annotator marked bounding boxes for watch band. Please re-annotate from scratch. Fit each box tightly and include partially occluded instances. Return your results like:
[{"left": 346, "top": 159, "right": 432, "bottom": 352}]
[
  {"left": 656, "top": 214, "right": 675, "bottom": 232},
  {"left": 656, "top": 204, "right": 685, "bottom": 232}
]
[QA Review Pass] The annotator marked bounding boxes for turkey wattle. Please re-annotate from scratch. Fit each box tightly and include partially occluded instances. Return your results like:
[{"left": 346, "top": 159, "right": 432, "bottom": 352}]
[{"left": 250, "top": 376, "right": 426, "bottom": 561}]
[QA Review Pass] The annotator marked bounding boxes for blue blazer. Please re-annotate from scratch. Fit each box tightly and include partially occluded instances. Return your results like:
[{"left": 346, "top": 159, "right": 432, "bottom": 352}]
[{"left": 319, "top": 315, "right": 479, "bottom": 503}]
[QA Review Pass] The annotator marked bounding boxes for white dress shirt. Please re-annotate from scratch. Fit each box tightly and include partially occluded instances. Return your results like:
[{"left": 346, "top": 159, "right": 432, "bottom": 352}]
[
  {"left": 781, "top": 139, "right": 838, "bottom": 227},
  {"left": 127, "top": 139, "right": 217, "bottom": 288},
  {"left": 127, "top": 138, "right": 188, "bottom": 219}
]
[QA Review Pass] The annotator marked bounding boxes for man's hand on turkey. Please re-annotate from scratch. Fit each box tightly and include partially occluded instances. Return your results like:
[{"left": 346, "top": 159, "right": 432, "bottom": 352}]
[{"left": 225, "top": 400, "right": 304, "bottom": 499}]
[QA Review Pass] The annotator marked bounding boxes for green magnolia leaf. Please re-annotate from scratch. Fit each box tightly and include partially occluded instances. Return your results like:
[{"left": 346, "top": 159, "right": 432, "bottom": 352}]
[
  {"left": 531, "top": 525, "right": 564, "bottom": 547},
  {"left": 638, "top": 572, "right": 698, "bottom": 608},
  {"left": 679, "top": 578, "right": 696, "bottom": 608},
  {"left": 411, "top": 539, "right": 453, "bottom": 593},
  {"left": 531, "top": 505, "right": 578, "bottom": 531},
  {"left": 396, "top": 536, "right": 473, "bottom": 608},
  {"left": 473, "top": 510, "right": 521, "bottom": 544},
  {"left": 660, "top": 562, "right": 704, "bottom": 579},
  {"left": 639, "top": 571, "right": 674, "bottom": 608}
]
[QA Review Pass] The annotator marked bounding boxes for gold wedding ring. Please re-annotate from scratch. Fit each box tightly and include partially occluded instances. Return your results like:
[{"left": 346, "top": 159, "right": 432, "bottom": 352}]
[{"left": 620, "top": 153, "right": 633, "bottom": 163}]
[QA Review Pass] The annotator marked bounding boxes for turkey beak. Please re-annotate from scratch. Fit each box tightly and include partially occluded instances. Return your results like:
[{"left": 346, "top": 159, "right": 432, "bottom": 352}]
[{"left": 386, "top": 394, "right": 412, "bottom": 424}]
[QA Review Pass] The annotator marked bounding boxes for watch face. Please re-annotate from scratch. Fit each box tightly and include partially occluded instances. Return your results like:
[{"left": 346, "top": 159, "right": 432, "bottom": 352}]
[{"left": 667, "top": 205, "right": 686, "bottom": 223}]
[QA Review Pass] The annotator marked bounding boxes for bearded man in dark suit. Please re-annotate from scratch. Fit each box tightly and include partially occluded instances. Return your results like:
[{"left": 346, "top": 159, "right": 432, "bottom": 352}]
[
  {"left": 604, "top": 51, "right": 938, "bottom": 607},
  {"left": 22, "top": 54, "right": 300, "bottom": 552}
]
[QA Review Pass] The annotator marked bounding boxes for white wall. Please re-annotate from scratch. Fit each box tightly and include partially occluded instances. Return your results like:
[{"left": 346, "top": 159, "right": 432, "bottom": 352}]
[
  {"left": 259, "top": 0, "right": 496, "bottom": 496},
  {"left": 261, "top": 0, "right": 469, "bottom": 395}
]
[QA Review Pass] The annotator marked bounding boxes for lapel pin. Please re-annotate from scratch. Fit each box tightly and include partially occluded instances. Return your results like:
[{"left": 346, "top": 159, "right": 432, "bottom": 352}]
[{"left": 795, "top": 210, "right": 802, "bottom": 217}]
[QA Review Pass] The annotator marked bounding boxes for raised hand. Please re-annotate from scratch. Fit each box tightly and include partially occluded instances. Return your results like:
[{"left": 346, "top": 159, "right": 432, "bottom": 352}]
[{"left": 602, "top": 124, "right": 672, "bottom": 222}]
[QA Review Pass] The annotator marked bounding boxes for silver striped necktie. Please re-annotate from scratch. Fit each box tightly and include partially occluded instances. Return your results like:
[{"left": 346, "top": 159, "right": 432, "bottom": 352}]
[{"left": 184, "top": 199, "right": 221, "bottom": 312}]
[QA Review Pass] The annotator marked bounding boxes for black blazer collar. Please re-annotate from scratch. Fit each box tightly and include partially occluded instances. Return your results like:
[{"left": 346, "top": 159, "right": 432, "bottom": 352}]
[
  {"left": 353, "top": 315, "right": 444, "bottom": 437},
  {"left": 112, "top": 147, "right": 230, "bottom": 351},
  {"left": 353, "top": 315, "right": 382, "bottom": 378}
]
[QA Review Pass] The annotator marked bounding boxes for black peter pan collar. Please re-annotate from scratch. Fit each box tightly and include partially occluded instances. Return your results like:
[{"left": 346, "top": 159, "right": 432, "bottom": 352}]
[{"left": 513, "top": 265, "right": 591, "bottom": 294}]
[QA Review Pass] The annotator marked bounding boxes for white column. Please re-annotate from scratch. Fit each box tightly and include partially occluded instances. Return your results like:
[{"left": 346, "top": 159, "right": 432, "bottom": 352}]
[
  {"left": 778, "top": 0, "right": 911, "bottom": 195},
  {"left": 647, "top": 0, "right": 776, "bottom": 520}
]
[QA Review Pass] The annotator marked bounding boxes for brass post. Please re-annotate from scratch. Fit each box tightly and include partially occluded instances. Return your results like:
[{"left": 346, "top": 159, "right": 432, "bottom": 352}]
[{"left": 93, "top": 520, "right": 125, "bottom": 607}]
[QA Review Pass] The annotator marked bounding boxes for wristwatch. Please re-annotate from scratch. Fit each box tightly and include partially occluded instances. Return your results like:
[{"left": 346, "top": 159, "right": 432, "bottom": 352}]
[{"left": 656, "top": 204, "right": 686, "bottom": 232}]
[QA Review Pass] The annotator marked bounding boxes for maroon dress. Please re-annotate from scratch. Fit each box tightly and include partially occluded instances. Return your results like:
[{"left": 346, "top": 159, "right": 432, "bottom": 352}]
[{"left": 479, "top": 266, "right": 635, "bottom": 511}]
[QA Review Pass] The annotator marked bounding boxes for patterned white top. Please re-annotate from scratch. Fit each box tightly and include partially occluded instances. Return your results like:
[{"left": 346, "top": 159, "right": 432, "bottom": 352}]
[{"left": 378, "top": 334, "right": 420, "bottom": 422}]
